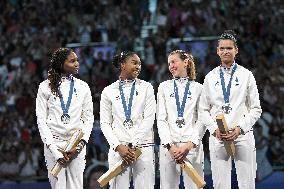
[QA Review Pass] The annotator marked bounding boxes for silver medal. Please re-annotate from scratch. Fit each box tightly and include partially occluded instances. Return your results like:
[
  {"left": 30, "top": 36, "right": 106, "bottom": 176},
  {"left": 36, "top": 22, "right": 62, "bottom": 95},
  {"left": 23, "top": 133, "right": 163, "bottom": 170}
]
[
  {"left": 61, "top": 114, "right": 70, "bottom": 124},
  {"left": 222, "top": 104, "right": 232, "bottom": 114},
  {"left": 123, "top": 119, "right": 133, "bottom": 129},
  {"left": 176, "top": 117, "right": 185, "bottom": 128}
]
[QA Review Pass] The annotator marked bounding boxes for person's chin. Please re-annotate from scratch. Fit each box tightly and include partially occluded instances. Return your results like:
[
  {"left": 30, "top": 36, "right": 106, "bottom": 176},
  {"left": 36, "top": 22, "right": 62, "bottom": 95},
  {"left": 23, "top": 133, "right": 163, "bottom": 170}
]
[
  {"left": 73, "top": 70, "right": 79, "bottom": 75},
  {"left": 132, "top": 72, "right": 139, "bottom": 78},
  {"left": 172, "top": 73, "right": 179, "bottom": 78},
  {"left": 222, "top": 58, "right": 233, "bottom": 64}
]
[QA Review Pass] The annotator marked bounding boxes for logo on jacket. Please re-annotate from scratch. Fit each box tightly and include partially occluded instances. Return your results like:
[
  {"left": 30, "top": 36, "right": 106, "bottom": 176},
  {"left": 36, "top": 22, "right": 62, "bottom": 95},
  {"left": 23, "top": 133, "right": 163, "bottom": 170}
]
[
  {"left": 74, "top": 88, "right": 78, "bottom": 97},
  {"left": 235, "top": 77, "right": 239, "bottom": 86},
  {"left": 215, "top": 81, "right": 219, "bottom": 86}
]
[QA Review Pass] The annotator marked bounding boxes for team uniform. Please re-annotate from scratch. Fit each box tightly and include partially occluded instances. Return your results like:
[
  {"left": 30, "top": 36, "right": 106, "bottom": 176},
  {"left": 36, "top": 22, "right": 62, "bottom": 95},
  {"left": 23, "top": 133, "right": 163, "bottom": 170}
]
[
  {"left": 100, "top": 79, "right": 156, "bottom": 189},
  {"left": 36, "top": 76, "right": 94, "bottom": 189},
  {"left": 157, "top": 78, "right": 204, "bottom": 189},
  {"left": 199, "top": 63, "right": 262, "bottom": 189}
]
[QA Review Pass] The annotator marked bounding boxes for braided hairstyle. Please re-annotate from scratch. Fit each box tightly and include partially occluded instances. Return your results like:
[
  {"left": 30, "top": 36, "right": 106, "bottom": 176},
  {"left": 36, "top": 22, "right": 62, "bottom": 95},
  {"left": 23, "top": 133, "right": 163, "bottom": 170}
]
[
  {"left": 112, "top": 51, "right": 137, "bottom": 70},
  {"left": 169, "top": 50, "right": 196, "bottom": 80},
  {"left": 218, "top": 30, "right": 238, "bottom": 48},
  {"left": 48, "top": 48, "right": 73, "bottom": 96}
]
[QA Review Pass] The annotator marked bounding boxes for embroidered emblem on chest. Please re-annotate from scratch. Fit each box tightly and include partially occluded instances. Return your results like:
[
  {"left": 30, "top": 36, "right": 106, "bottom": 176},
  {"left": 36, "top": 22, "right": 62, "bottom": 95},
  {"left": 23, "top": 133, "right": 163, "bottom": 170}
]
[
  {"left": 235, "top": 77, "right": 239, "bottom": 86},
  {"left": 215, "top": 81, "right": 219, "bottom": 86}
]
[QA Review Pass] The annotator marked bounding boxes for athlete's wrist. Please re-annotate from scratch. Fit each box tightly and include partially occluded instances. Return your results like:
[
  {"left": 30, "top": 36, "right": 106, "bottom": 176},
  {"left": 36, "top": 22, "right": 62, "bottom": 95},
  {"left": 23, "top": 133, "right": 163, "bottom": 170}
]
[
  {"left": 75, "top": 140, "right": 86, "bottom": 153},
  {"left": 236, "top": 125, "right": 244, "bottom": 135}
]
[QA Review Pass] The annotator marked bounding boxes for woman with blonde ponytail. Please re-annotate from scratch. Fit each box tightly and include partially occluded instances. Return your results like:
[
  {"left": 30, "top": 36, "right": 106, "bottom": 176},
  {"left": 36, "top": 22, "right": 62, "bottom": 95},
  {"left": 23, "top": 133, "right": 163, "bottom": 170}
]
[{"left": 157, "top": 50, "right": 205, "bottom": 189}]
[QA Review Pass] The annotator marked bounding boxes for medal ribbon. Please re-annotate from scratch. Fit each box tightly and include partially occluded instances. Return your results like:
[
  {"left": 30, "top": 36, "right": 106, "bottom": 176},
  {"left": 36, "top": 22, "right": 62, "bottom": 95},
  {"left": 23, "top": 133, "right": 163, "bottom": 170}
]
[
  {"left": 119, "top": 80, "right": 136, "bottom": 121},
  {"left": 174, "top": 79, "right": 190, "bottom": 118},
  {"left": 219, "top": 64, "right": 237, "bottom": 104},
  {"left": 59, "top": 78, "right": 74, "bottom": 115}
]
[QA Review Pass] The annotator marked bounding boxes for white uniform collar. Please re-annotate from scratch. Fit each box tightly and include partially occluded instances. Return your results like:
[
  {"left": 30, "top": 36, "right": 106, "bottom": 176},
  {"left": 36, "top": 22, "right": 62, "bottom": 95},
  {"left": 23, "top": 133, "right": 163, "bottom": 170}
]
[
  {"left": 220, "top": 62, "right": 236, "bottom": 72},
  {"left": 61, "top": 74, "right": 73, "bottom": 81},
  {"left": 173, "top": 77, "right": 189, "bottom": 83},
  {"left": 119, "top": 78, "right": 137, "bottom": 85}
]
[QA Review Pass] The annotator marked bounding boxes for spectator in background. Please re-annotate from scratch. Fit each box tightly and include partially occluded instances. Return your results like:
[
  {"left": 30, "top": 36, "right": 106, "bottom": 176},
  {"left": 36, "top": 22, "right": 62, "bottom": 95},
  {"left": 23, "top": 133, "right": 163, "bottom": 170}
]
[
  {"left": 0, "top": 146, "right": 19, "bottom": 182},
  {"left": 18, "top": 142, "right": 40, "bottom": 177},
  {"left": 254, "top": 125, "right": 273, "bottom": 181},
  {"left": 144, "top": 40, "right": 156, "bottom": 75}
]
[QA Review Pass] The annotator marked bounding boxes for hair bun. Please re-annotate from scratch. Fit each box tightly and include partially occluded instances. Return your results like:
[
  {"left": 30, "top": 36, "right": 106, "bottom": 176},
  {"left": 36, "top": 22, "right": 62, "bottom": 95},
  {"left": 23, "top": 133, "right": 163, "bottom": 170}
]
[
  {"left": 223, "top": 30, "right": 236, "bottom": 37},
  {"left": 112, "top": 54, "right": 121, "bottom": 68},
  {"left": 219, "top": 30, "right": 237, "bottom": 45},
  {"left": 112, "top": 51, "right": 136, "bottom": 68}
]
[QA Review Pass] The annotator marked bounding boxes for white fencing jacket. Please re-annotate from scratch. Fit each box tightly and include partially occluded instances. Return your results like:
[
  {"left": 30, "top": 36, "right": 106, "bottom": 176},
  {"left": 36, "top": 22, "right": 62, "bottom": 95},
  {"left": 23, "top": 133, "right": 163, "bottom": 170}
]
[
  {"left": 36, "top": 77, "right": 94, "bottom": 154},
  {"left": 199, "top": 64, "right": 262, "bottom": 135},
  {"left": 100, "top": 79, "right": 156, "bottom": 150},
  {"left": 157, "top": 79, "right": 203, "bottom": 146}
]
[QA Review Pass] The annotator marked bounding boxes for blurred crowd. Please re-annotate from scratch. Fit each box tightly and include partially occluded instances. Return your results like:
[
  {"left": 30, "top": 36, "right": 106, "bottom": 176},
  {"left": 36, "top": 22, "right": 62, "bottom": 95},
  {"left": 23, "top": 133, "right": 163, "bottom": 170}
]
[{"left": 0, "top": 0, "right": 283, "bottom": 187}]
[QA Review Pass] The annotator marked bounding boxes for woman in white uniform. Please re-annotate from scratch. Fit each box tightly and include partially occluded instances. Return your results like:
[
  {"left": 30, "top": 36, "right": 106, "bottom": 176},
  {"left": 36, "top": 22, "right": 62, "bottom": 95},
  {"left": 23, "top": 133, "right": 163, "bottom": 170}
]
[
  {"left": 100, "top": 51, "right": 156, "bottom": 189},
  {"left": 157, "top": 50, "right": 204, "bottom": 189},
  {"left": 36, "top": 48, "right": 94, "bottom": 189},
  {"left": 199, "top": 30, "right": 262, "bottom": 189}
]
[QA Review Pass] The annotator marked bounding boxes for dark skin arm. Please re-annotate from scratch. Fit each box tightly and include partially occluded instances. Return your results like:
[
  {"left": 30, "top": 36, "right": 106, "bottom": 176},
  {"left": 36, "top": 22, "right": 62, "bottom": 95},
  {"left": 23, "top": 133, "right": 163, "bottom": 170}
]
[
  {"left": 57, "top": 140, "right": 86, "bottom": 166},
  {"left": 116, "top": 144, "right": 136, "bottom": 165},
  {"left": 221, "top": 127, "right": 241, "bottom": 141},
  {"left": 213, "top": 128, "right": 222, "bottom": 140}
]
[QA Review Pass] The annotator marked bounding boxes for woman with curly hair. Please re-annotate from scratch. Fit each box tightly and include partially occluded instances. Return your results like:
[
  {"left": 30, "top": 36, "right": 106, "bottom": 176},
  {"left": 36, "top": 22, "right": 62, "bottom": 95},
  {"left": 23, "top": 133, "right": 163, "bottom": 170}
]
[{"left": 36, "top": 48, "right": 94, "bottom": 189}]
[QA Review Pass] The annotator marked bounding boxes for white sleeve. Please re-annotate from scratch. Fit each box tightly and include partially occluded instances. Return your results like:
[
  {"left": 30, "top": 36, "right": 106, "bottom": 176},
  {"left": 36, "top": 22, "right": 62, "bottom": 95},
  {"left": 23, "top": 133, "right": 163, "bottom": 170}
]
[
  {"left": 239, "top": 72, "right": 262, "bottom": 133},
  {"left": 81, "top": 84, "right": 94, "bottom": 142},
  {"left": 191, "top": 88, "right": 207, "bottom": 145},
  {"left": 36, "top": 83, "right": 54, "bottom": 146},
  {"left": 100, "top": 89, "right": 121, "bottom": 150},
  {"left": 199, "top": 76, "right": 218, "bottom": 135},
  {"left": 132, "top": 84, "right": 156, "bottom": 145},
  {"left": 36, "top": 83, "right": 63, "bottom": 160},
  {"left": 157, "top": 84, "right": 173, "bottom": 145}
]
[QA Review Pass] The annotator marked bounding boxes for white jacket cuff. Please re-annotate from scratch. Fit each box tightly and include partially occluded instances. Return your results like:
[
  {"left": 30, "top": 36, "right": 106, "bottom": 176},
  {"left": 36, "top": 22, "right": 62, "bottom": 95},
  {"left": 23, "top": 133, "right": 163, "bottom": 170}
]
[
  {"left": 208, "top": 124, "right": 218, "bottom": 135},
  {"left": 48, "top": 144, "right": 64, "bottom": 160}
]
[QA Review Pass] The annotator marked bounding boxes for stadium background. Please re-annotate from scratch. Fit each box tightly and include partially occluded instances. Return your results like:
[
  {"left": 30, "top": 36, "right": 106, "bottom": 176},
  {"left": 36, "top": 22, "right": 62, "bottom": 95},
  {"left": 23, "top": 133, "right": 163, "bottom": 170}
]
[{"left": 0, "top": 0, "right": 283, "bottom": 188}]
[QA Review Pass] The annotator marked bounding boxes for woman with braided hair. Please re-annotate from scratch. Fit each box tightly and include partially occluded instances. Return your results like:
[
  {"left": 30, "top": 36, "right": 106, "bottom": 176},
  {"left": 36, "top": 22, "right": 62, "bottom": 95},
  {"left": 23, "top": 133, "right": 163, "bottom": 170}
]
[
  {"left": 157, "top": 50, "right": 205, "bottom": 189},
  {"left": 36, "top": 48, "right": 94, "bottom": 189},
  {"left": 199, "top": 30, "right": 262, "bottom": 189}
]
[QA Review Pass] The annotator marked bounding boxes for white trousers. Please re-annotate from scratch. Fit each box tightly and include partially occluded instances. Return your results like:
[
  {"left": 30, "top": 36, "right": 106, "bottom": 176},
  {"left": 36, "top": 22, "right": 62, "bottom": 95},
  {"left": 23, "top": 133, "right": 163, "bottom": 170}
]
[
  {"left": 209, "top": 131, "right": 256, "bottom": 189},
  {"left": 108, "top": 146, "right": 155, "bottom": 189},
  {"left": 159, "top": 143, "right": 204, "bottom": 189},
  {"left": 44, "top": 140, "right": 86, "bottom": 189}
]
